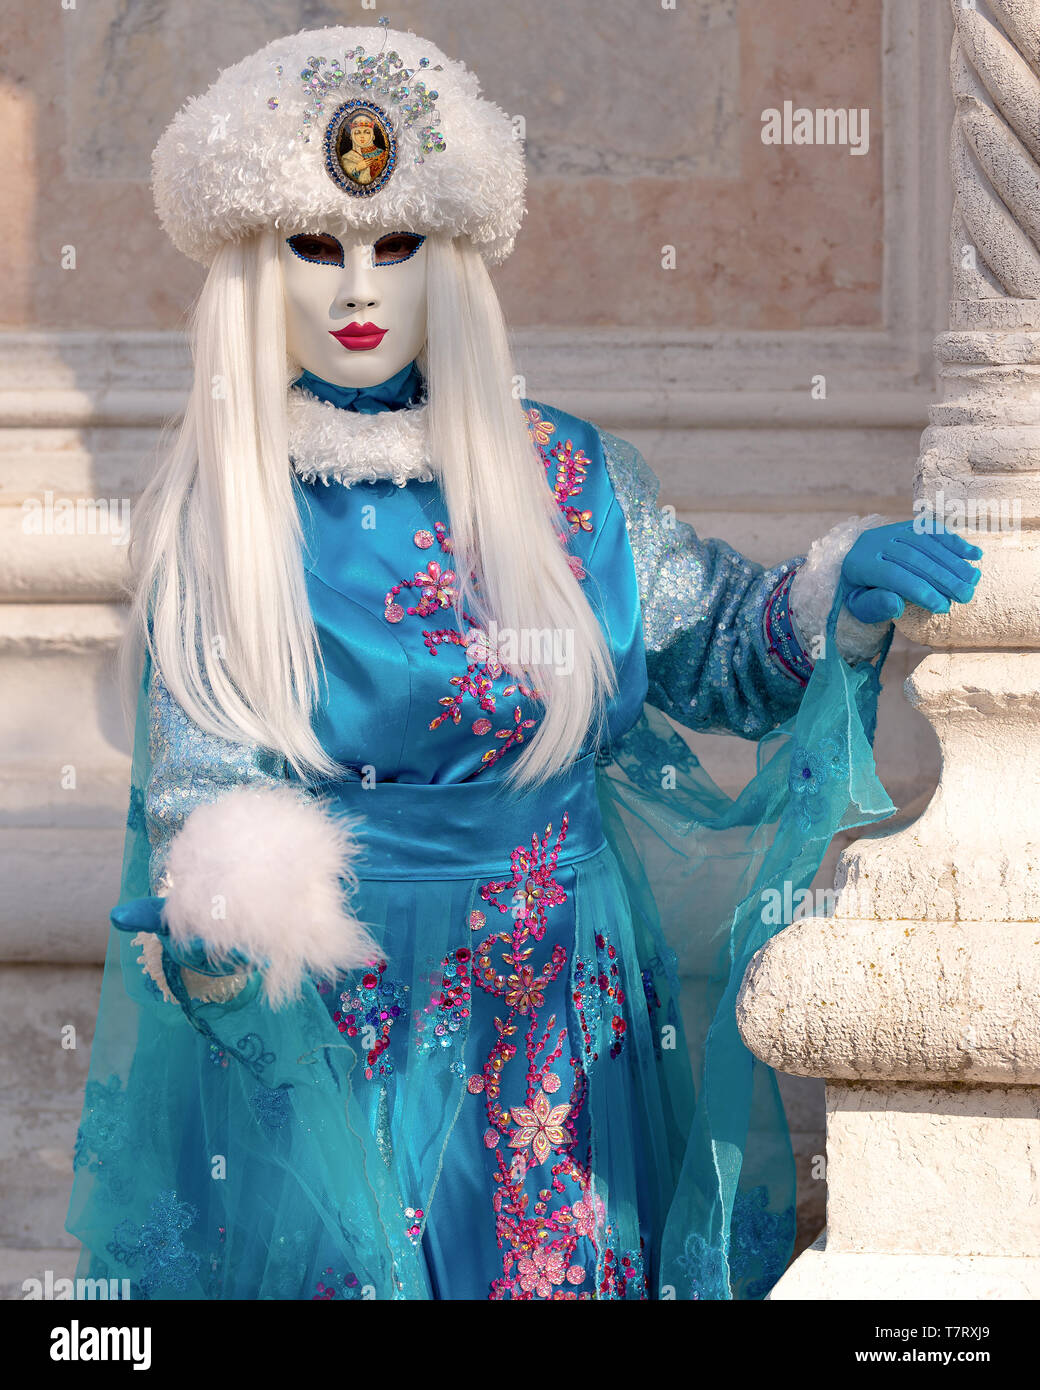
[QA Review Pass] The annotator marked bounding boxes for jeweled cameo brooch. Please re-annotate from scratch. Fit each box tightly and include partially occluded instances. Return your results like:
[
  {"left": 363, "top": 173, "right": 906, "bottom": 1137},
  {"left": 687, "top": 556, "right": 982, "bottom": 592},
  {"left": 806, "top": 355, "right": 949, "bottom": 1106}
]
[{"left": 324, "top": 100, "right": 397, "bottom": 197}]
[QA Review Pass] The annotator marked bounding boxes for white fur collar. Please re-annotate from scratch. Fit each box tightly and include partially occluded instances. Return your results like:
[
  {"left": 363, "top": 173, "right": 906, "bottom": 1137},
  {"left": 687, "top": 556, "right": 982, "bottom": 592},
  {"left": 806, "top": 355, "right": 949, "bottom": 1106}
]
[{"left": 287, "top": 386, "right": 435, "bottom": 488}]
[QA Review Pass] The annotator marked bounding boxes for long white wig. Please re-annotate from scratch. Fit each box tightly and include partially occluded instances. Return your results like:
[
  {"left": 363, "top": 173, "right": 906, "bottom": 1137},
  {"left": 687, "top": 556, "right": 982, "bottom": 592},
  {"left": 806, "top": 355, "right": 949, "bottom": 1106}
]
[{"left": 124, "top": 231, "right": 615, "bottom": 788}]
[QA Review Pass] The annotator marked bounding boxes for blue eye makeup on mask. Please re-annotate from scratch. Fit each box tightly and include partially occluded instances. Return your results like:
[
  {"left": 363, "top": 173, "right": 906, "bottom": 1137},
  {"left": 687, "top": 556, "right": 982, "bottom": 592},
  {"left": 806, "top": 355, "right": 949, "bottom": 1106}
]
[
  {"left": 286, "top": 231, "right": 425, "bottom": 268},
  {"left": 372, "top": 232, "right": 426, "bottom": 265},
  {"left": 286, "top": 233, "right": 345, "bottom": 266}
]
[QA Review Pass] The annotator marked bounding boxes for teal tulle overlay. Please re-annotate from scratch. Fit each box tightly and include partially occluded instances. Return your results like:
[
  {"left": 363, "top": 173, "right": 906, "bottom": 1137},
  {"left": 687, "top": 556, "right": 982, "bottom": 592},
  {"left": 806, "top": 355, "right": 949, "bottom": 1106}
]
[
  {"left": 67, "top": 581, "right": 894, "bottom": 1299},
  {"left": 599, "top": 580, "right": 894, "bottom": 1298}
]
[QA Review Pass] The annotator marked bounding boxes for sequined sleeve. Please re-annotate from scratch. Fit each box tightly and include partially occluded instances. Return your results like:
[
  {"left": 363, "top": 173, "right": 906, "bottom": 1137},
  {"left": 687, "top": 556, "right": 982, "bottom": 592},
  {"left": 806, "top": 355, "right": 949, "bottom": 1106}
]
[
  {"left": 146, "top": 666, "right": 289, "bottom": 893},
  {"left": 598, "top": 429, "right": 810, "bottom": 740}
]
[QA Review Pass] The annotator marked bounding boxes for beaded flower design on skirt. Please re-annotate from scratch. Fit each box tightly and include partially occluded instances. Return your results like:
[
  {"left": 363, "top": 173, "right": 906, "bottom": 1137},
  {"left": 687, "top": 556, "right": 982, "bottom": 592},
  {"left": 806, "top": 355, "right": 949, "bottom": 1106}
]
[{"left": 458, "top": 815, "right": 648, "bottom": 1299}]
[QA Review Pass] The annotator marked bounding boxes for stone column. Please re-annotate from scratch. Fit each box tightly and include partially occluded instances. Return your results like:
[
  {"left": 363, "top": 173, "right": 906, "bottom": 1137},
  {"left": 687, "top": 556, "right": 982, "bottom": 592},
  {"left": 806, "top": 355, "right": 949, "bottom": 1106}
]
[{"left": 737, "top": 0, "right": 1040, "bottom": 1298}]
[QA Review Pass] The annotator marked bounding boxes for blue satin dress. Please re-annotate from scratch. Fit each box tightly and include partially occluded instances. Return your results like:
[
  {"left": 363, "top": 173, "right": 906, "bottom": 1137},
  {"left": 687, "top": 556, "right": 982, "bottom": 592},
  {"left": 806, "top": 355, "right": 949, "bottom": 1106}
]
[{"left": 66, "top": 368, "right": 894, "bottom": 1300}]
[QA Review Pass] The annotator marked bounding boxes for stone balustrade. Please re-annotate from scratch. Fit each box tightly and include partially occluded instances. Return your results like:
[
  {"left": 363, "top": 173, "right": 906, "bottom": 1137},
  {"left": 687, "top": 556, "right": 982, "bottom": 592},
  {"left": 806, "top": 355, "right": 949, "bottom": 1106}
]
[{"left": 740, "top": 0, "right": 1040, "bottom": 1299}]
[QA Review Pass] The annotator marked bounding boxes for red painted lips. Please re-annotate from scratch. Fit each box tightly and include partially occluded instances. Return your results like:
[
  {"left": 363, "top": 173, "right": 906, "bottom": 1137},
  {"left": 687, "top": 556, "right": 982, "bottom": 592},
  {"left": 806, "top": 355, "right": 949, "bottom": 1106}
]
[{"left": 329, "top": 322, "right": 387, "bottom": 351}]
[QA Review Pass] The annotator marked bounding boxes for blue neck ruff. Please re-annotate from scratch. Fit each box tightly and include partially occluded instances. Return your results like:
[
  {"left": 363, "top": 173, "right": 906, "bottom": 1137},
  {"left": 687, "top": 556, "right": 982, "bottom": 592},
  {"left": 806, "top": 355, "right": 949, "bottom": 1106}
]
[{"left": 293, "top": 361, "right": 425, "bottom": 415}]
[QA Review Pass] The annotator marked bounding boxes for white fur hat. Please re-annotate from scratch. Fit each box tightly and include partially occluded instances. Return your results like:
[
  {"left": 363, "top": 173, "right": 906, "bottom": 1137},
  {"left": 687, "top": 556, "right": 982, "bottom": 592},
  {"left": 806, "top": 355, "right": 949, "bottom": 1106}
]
[{"left": 152, "top": 23, "right": 525, "bottom": 266}]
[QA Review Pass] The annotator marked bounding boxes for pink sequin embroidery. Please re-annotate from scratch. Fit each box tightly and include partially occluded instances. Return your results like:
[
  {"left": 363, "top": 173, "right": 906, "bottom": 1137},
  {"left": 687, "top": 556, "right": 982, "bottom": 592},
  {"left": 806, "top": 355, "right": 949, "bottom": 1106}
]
[
  {"left": 525, "top": 407, "right": 595, "bottom": 549},
  {"left": 383, "top": 521, "right": 542, "bottom": 771},
  {"left": 464, "top": 815, "right": 602, "bottom": 1299}
]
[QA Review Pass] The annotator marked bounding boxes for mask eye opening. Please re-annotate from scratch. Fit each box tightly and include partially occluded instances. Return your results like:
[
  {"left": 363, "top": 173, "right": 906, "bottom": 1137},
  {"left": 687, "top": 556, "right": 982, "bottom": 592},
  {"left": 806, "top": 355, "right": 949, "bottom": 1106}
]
[
  {"left": 286, "top": 233, "right": 345, "bottom": 267},
  {"left": 372, "top": 232, "right": 426, "bottom": 267}
]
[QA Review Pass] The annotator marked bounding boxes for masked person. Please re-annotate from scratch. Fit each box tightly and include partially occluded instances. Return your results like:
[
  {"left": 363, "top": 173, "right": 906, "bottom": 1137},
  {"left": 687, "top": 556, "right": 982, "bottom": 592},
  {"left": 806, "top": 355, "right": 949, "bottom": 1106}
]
[{"left": 66, "top": 22, "right": 982, "bottom": 1301}]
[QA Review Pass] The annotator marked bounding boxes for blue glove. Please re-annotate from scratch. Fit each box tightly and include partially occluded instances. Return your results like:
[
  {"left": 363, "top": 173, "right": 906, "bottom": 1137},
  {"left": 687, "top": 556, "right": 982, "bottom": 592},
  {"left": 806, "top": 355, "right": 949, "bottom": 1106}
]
[
  {"left": 110, "top": 896, "right": 167, "bottom": 935},
  {"left": 841, "top": 521, "right": 982, "bottom": 624},
  {"left": 111, "top": 896, "right": 251, "bottom": 977}
]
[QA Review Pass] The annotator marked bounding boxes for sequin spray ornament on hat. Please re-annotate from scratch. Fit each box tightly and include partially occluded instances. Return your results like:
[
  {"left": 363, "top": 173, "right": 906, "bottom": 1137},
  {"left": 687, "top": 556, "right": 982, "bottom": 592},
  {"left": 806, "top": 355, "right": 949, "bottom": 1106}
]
[
  {"left": 293, "top": 16, "right": 448, "bottom": 164},
  {"left": 151, "top": 19, "right": 523, "bottom": 266}
]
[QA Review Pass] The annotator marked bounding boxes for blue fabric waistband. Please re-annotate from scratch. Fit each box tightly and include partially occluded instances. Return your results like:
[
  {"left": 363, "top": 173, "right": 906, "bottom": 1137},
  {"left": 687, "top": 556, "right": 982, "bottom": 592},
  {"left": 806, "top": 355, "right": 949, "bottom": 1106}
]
[{"left": 323, "top": 753, "right": 607, "bottom": 881}]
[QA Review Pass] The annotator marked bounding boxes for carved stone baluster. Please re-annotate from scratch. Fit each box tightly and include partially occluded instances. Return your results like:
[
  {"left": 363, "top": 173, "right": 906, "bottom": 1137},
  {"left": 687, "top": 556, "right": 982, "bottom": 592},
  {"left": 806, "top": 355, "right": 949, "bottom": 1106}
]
[{"left": 737, "top": 0, "right": 1040, "bottom": 1298}]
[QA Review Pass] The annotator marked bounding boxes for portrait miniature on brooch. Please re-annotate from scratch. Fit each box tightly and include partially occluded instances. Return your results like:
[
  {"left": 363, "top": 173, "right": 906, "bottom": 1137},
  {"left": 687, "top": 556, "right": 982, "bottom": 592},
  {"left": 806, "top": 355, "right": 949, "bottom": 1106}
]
[{"left": 324, "top": 100, "right": 397, "bottom": 196}]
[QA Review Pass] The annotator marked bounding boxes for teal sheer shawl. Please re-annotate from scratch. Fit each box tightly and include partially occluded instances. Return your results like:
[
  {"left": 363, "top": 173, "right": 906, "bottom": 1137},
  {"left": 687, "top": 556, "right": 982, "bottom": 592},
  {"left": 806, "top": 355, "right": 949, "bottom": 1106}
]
[{"left": 67, "top": 578, "right": 894, "bottom": 1299}]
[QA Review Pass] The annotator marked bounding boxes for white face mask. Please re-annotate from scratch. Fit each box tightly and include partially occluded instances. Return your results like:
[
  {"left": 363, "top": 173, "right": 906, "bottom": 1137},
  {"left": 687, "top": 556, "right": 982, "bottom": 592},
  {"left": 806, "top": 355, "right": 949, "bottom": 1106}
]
[{"left": 280, "top": 230, "right": 428, "bottom": 388}]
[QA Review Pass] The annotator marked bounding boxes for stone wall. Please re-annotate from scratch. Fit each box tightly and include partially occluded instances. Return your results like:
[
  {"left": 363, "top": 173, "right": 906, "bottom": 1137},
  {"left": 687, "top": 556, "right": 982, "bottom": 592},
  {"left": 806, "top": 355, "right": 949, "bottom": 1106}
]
[{"left": 0, "top": 0, "right": 954, "bottom": 1293}]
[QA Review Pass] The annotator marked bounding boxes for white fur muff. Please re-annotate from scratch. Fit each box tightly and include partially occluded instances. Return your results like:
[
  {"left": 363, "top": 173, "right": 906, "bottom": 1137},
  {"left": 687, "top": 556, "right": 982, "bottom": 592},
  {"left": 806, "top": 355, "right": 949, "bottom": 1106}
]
[{"left": 161, "top": 784, "right": 378, "bottom": 1009}]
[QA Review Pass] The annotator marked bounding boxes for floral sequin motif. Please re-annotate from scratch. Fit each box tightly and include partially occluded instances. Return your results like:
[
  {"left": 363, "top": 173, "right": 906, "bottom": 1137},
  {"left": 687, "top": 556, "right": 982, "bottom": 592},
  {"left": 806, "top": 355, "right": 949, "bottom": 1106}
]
[
  {"left": 463, "top": 814, "right": 615, "bottom": 1300},
  {"left": 74, "top": 1074, "right": 128, "bottom": 1170},
  {"left": 677, "top": 1232, "right": 729, "bottom": 1300},
  {"left": 599, "top": 1241, "right": 649, "bottom": 1299},
  {"left": 675, "top": 1186, "right": 794, "bottom": 1300},
  {"left": 383, "top": 522, "right": 543, "bottom": 772},
  {"left": 526, "top": 408, "right": 595, "bottom": 559},
  {"left": 729, "top": 1186, "right": 796, "bottom": 1300},
  {"left": 73, "top": 1073, "right": 134, "bottom": 1202},
  {"left": 106, "top": 1190, "right": 201, "bottom": 1297},
  {"left": 384, "top": 558, "right": 457, "bottom": 623},
  {"left": 335, "top": 960, "right": 410, "bottom": 1080},
  {"left": 509, "top": 1089, "right": 571, "bottom": 1164},
  {"left": 573, "top": 932, "right": 627, "bottom": 1062},
  {"left": 526, "top": 409, "right": 590, "bottom": 524},
  {"left": 414, "top": 947, "right": 472, "bottom": 1058},
  {"left": 251, "top": 1085, "right": 292, "bottom": 1132},
  {"left": 607, "top": 711, "right": 701, "bottom": 796},
  {"left": 516, "top": 1243, "right": 583, "bottom": 1297},
  {"left": 788, "top": 736, "right": 849, "bottom": 832},
  {"left": 547, "top": 438, "right": 590, "bottom": 524},
  {"left": 525, "top": 407, "right": 555, "bottom": 448},
  {"left": 425, "top": 625, "right": 539, "bottom": 770}
]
